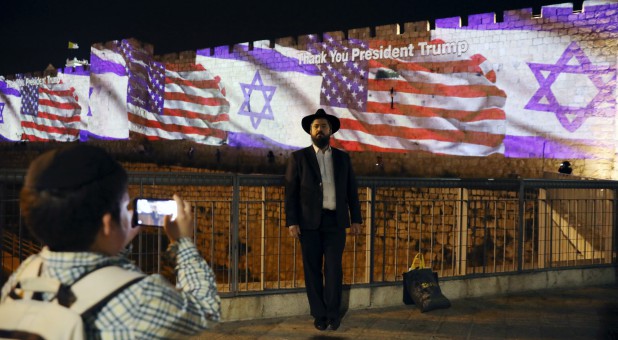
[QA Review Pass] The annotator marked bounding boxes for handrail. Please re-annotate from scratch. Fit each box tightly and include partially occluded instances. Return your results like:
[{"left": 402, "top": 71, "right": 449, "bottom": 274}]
[{"left": 3, "top": 168, "right": 618, "bottom": 189}]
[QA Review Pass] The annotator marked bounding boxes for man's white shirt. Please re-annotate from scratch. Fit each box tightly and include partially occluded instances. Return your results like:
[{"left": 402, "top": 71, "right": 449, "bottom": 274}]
[{"left": 313, "top": 144, "right": 336, "bottom": 210}]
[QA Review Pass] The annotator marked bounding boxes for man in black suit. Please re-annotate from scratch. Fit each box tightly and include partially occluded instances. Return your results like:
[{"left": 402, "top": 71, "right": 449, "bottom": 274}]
[{"left": 285, "top": 108, "right": 363, "bottom": 331}]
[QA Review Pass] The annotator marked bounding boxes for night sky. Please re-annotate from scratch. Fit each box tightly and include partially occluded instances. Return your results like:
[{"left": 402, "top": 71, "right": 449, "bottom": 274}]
[{"left": 0, "top": 0, "right": 582, "bottom": 76}]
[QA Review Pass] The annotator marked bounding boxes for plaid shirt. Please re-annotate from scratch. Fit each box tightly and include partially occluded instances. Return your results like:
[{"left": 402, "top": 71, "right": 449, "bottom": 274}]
[{"left": 1, "top": 237, "right": 221, "bottom": 339}]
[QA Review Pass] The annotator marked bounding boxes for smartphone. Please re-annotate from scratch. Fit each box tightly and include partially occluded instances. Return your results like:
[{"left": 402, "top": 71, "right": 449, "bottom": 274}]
[{"left": 132, "top": 198, "right": 177, "bottom": 227}]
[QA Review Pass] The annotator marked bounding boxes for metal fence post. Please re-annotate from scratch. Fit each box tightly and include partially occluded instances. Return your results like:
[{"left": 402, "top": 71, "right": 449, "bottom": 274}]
[
  {"left": 517, "top": 180, "right": 525, "bottom": 272},
  {"left": 260, "top": 186, "right": 266, "bottom": 291},
  {"left": 231, "top": 174, "right": 240, "bottom": 294},
  {"left": 457, "top": 188, "right": 469, "bottom": 276},
  {"left": 537, "top": 189, "right": 548, "bottom": 269},
  {"left": 0, "top": 183, "right": 4, "bottom": 283},
  {"left": 137, "top": 179, "right": 144, "bottom": 269},
  {"left": 368, "top": 184, "right": 376, "bottom": 283},
  {"left": 614, "top": 188, "right": 618, "bottom": 264}
]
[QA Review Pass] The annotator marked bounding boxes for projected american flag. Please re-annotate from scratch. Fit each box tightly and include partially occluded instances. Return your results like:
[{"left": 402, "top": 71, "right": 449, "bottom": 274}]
[{"left": 20, "top": 83, "right": 81, "bottom": 141}]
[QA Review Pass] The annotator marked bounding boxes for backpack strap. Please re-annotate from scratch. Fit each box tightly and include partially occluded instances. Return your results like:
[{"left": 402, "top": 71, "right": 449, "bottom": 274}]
[
  {"left": 10, "top": 256, "right": 46, "bottom": 300},
  {"left": 69, "top": 266, "right": 145, "bottom": 315},
  {"left": 11, "top": 257, "right": 145, "bottom": 316},
  {"left": 19, "top": 256, "right": 44, "bottom": 279}
]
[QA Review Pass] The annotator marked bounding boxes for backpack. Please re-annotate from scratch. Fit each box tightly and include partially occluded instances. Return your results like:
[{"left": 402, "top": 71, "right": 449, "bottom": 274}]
[{"left": 0, "top": 256, "right": 145, "bottom": 340}]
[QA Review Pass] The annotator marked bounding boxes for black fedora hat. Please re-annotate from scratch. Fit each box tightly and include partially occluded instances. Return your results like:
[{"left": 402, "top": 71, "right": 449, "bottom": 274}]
[{"left": 301, "top": 109, "right": 340, "bottom": 134}]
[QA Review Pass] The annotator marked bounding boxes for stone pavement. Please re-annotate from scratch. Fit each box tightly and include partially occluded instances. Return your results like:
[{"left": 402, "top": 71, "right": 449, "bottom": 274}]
[{"left": 193, "top": 284, "right": 618, "bottom": 340}]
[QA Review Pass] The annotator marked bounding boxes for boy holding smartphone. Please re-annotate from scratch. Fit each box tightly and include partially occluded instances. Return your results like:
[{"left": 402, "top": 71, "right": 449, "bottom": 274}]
[{"left": 1, "top": 144, "right": 220, "bottom": 338}]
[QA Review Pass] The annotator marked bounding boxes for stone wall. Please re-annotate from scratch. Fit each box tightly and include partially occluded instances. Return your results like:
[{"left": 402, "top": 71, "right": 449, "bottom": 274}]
[
  {"left": 146, "top": 1, "right": 617, "bottom": 179},
  {"left": 2, "top": 2, "right": 617, "bottom": 179},
  {"left": 2, "top": 1, "right": 617, "bottom": 289}
]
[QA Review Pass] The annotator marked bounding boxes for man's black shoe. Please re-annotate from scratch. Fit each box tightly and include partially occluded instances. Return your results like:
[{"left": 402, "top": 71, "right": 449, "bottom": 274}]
[
  {"left": 328, "top": 317, "right": 341, "bottom": 331},
  {"left": 313, "top": 317, "right": 328, "bottom": 331}
]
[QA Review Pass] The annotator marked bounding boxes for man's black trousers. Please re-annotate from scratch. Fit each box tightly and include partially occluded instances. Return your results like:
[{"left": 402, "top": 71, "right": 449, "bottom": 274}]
[{"left": 299, "top": 209, "right": 346, "bottom": 320}]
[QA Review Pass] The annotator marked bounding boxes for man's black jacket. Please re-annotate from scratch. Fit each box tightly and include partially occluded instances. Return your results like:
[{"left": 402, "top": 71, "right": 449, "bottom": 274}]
[{"left": 285, "top": 146, "right": 362, "bottom": 230}]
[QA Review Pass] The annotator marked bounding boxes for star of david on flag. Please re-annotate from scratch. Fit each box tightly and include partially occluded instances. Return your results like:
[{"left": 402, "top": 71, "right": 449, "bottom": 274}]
[
  {"left": 525, "top": 41, "right": 617, "bottom": 132},
  {"left": 238, "top": 71, "right": 276, "bottom": 129},
  {"left": 196, "top": 43, "right": 322, "bottom": 149}
]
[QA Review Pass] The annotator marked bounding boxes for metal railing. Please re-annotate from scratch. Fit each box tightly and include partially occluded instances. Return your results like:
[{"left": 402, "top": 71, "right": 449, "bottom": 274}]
[{"left": 1, "top": 171, "right": 617, "bottom": 295}]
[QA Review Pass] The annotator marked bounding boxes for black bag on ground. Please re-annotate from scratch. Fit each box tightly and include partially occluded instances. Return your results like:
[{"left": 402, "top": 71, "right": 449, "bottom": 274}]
[
  {"left": 402, "top": 270, "right": 439, "bottom": 305},
  {"left": 402, "top": 253, "right": 451, "bottom": 312}
]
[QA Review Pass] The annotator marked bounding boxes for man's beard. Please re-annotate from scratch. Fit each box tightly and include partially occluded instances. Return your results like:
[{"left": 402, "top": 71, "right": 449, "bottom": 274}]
[{"left": 312, "top": 134, "right": 330, "bottom": 149}]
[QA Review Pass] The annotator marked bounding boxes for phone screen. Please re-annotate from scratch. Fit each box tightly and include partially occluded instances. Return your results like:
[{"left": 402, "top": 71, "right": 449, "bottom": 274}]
[{"left": 133, "top": 198, "right": 177, "bottom": 227}]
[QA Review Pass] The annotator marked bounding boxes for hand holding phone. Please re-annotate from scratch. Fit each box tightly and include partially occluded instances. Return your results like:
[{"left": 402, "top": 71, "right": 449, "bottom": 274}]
[
  {"left": 133, "top": 198, "right": 178, "bottom": 228},
  {"left": 163, "top": 194, "right": 194, "bottom": 241}
]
